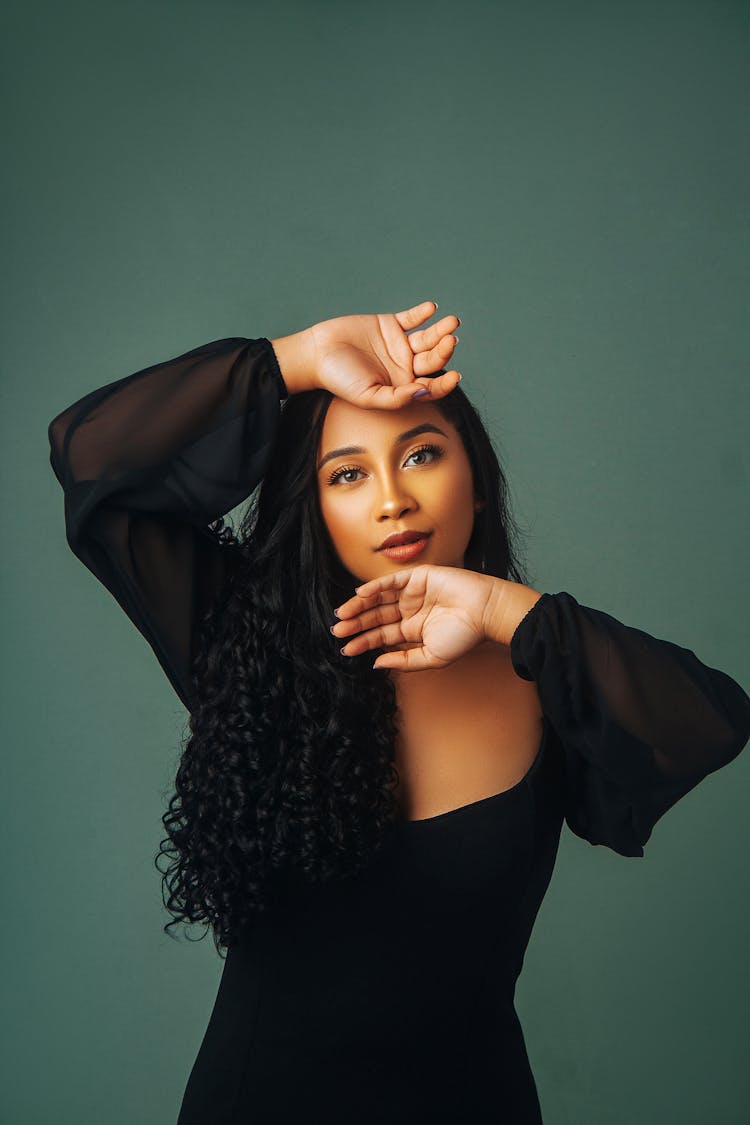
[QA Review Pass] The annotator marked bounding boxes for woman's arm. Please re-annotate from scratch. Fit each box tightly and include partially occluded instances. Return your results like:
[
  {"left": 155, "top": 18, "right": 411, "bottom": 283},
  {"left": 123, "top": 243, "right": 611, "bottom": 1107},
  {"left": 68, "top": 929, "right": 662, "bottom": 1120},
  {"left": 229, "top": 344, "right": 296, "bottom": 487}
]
[
  {"left": 48, "top": 336, "right": 292, "bottom": 711},
  {"left": 269, "top": 329, "right": 316, "bottom": 397},
  {"left": 509, "top": 591, "right": 750, "bottom": 853}
]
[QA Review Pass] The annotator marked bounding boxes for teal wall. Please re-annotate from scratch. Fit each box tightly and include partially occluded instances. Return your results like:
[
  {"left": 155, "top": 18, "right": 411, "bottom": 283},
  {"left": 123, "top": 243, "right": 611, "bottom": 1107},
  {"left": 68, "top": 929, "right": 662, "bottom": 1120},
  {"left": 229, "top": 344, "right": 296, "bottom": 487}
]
[{"left": 3, "top": 0, "right": 749, "bottom": 1121}]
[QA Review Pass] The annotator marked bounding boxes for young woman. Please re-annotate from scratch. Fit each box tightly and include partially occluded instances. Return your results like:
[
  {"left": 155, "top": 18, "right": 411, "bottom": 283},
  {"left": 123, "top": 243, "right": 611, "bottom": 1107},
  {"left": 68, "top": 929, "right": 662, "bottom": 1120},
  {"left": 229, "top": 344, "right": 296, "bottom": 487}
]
[{"left": 48, "top": 301, "right": 750, "bottom": 1123}]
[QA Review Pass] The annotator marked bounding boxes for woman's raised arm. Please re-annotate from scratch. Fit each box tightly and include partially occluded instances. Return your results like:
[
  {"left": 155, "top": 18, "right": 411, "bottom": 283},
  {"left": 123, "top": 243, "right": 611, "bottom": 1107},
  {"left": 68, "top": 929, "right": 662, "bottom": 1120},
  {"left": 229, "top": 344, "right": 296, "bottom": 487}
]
[{"left": 48, "top": 336, "right": 288, "bottom": 711}]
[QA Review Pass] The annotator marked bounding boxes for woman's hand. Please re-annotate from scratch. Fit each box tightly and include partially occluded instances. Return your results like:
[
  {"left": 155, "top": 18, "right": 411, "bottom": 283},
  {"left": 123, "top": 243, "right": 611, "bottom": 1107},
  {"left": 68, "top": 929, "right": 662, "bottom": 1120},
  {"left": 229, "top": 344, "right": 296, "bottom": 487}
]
[
  {"left": 302, "top": 301, "right": 461, "bottom": 409},
  {"left": 331, "top": 565, "right": 503, "bottom": 671}
]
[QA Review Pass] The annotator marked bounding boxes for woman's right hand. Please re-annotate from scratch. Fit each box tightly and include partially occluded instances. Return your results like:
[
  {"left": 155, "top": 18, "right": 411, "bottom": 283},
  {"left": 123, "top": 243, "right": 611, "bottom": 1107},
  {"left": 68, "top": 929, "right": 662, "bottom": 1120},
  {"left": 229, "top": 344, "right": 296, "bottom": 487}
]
[{"left": 272, "top": 301, "right": 461, "bottom": 409}]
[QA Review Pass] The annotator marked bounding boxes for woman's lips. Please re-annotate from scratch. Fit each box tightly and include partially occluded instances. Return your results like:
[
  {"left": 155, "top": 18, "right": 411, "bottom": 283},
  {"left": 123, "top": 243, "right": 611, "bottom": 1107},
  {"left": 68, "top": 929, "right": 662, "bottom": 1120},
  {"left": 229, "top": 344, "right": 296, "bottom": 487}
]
[{"left": 378, "top": 535, "right": 431, "bottom": 561}]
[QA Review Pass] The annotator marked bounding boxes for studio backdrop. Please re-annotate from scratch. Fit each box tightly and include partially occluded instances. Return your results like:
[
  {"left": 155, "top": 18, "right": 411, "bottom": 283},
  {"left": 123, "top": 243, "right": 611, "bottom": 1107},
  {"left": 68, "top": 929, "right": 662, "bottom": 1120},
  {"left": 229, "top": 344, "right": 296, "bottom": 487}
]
[{"left": 3, "top": 1, "right": 749, "bottom": 1122}]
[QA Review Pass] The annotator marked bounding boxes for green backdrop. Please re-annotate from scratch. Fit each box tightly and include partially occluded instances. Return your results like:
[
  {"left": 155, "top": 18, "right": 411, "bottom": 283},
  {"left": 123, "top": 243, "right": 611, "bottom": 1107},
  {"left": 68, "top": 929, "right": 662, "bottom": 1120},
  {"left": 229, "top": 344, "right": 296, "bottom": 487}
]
[{"left": 3, "top": 1, "right": 749, "bottom": 1122}]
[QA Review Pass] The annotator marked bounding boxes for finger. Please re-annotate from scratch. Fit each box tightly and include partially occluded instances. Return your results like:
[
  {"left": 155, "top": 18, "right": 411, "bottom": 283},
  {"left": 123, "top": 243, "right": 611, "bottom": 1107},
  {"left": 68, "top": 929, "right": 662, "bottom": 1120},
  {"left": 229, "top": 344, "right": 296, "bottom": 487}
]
[
  {"left": 407, "top": 316, "right": 460, "bottom": 354},
  {"left": 380, "top": 640, "right": 423, "bottom": 652},
  {"left": 340, "top": 620, "right": 408, "bottom": 656},
  {"left": 354, "top": 380, "right": 454, "bottom": 411},
  {"left": 393, "top": 301, "right": 438, "bottom": 331},
  {"left": 351, "top": 570, "right": 413, "bottom": 601},
  {"left": 333, "top": 579, "right": 407, "bottom": 621},
  {"left": 393, "top": 372, "right": 462, "bottom": 404},
  {"left": 333, "top": 590, "right": 400, "bottom": 621},
  {"left": 413, "top": 334, "right": 459, "bottom": 376},
  {"left": 408, "top": 370, "right": 463, "bottom": 400},
  {"left": 373, "top": 647, "right": 439, "bottom": 672},
  {"left": 400, "top": 376, "right": 462, "bottom": 405},
  {"left": 331, "top": 601, "right": 402, "bottom": 638}
]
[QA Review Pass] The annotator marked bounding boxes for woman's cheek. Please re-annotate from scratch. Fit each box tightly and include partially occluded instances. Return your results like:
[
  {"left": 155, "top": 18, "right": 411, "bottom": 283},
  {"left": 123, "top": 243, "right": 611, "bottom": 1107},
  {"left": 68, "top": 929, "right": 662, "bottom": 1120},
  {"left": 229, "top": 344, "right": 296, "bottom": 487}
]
[{"left": 321, "top": 495, "right": 359, "bottom": 561}]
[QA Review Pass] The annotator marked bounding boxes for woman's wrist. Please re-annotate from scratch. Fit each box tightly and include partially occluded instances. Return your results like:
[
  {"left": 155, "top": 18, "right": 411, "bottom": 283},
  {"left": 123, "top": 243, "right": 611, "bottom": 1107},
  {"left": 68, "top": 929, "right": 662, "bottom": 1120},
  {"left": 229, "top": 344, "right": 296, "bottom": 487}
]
[
  {"left": 269, "top": 329, "right": 318, "bottom": 396},
  {"left": 482, "top": 578, "right": 544, "bottom": 648}
]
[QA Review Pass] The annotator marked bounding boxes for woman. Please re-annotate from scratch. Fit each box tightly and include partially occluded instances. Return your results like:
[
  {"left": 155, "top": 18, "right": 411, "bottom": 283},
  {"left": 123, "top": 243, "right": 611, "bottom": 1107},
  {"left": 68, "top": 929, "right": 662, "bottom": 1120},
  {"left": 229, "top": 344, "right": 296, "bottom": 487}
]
[{"left": 48, "top": 301, "right": 750, "bottom": 1123}]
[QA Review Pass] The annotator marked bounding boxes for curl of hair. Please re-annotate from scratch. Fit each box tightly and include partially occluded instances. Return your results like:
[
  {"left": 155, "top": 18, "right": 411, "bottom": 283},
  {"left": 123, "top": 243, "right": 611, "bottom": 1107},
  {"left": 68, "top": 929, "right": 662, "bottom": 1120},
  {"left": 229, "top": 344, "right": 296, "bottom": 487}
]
[{"left": 156, "top": 376, "right": 532, "bottom": 954}]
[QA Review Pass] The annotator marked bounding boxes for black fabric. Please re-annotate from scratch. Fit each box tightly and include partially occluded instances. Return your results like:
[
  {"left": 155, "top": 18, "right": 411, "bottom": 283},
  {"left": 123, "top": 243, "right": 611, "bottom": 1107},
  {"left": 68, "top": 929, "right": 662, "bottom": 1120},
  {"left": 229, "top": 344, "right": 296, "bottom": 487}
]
[
  {"left": 48, "top": 337, "right": 288, "bottom": 712},
  {"left": 49, "top": 337, "right": 750, "bottom": 1124},
  {"left": 509, "top": 591, "right": 750, "bottom": 857}
]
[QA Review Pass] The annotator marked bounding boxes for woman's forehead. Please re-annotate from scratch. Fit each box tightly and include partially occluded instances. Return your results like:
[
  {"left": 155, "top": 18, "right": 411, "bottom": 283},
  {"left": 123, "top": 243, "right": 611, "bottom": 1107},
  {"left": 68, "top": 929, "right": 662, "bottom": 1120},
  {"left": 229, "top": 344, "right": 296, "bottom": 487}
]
[{"left": 319, "top": 396, "right": 454, "bottom": 446}]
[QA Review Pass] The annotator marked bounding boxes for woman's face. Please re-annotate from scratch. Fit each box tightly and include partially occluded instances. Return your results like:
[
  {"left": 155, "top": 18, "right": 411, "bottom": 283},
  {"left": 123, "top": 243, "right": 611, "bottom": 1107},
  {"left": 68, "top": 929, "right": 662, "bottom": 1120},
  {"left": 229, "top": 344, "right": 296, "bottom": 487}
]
[{"left": 317, "top": 397, "right": 483, "bottom": 585}]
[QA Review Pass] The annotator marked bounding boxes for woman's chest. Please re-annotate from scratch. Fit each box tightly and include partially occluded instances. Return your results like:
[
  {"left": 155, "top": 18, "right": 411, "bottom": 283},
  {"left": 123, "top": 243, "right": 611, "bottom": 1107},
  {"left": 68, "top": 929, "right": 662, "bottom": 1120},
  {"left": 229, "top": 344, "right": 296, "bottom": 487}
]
[{"left": 390, "top": 640, "right": 544, "bottom": 821}]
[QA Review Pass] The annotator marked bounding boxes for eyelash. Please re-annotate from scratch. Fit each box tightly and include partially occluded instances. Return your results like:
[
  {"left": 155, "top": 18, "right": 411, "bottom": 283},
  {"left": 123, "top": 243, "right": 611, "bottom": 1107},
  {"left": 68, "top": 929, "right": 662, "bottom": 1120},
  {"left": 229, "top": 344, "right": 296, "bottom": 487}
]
[{"left": 326, "top": 443, "right": 445, "bottom": 486}]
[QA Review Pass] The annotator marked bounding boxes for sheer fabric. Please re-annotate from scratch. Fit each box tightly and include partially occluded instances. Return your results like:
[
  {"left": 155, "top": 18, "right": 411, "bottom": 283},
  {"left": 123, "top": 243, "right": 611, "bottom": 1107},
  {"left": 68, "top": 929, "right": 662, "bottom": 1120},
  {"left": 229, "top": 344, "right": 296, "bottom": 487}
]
[
  {"left": 48, "top": 337, "right": 288, "bottom": 711},
  {"left": 510, "top": 592, "right": 749, "bottom": 855}
]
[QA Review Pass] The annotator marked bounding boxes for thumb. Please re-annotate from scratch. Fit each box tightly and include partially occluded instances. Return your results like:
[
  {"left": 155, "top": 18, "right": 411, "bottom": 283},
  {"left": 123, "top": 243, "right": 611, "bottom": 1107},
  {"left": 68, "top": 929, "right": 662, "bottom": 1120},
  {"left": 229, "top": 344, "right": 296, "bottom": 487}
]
[
  {"left": 395, "top": 372, "right": 461, "bottom": 405},
  {"left": 359, "top": 380, "right": 434, "bottom": 411},
  {"left": 380, "top": 640, "right": 422, "bottom": 652}
]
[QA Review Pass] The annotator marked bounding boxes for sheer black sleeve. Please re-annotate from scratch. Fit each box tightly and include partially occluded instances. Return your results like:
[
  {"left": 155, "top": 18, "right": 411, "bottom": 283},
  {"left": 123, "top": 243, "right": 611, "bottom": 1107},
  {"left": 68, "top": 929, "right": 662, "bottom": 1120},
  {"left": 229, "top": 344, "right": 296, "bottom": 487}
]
[
  {"left": 509, "top": 591, "right": 750, "bottom": 856},
  {"left": 48, "top": 336, "right": 288, "bottom": 713}
]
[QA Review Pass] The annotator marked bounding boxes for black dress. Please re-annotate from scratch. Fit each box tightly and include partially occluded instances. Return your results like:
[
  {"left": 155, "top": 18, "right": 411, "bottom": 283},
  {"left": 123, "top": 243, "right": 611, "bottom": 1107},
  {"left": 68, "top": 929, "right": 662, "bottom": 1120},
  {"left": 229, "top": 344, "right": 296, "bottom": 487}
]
[{"left": 48, "top": 336, "right": 750, "bottom": 1124}]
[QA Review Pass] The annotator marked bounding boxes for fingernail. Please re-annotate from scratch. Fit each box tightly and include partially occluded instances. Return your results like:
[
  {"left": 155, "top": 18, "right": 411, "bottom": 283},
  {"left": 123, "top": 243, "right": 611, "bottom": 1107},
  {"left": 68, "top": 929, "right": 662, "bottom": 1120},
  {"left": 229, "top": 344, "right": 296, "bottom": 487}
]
[
  {"left": 433, "top": 301, "right": 439, "bottom": 310},
  {"left": 453, "top": 335, "right": 459, "bottom": 344},
  {"left": 330, "top": 625, "right": 337, "bottom": 634},
  {"left": 413, "top": 387, "right": 430, "bottom": 399},
  {"left": 341, "top": 646, "right": 351, "bottom": 656},
  {"left": 333, "top": 608, "right": 340, "bottom": 617}
]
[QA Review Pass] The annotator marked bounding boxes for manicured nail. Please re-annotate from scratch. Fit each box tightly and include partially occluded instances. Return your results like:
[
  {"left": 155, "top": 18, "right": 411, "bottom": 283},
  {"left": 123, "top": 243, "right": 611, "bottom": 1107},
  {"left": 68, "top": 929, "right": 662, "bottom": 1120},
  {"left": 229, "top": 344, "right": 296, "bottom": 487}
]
[
  {"left": 330, "top": 625, "right": 337, "bottom": 634},
  {"left": 413, "top": 387, "right": 430, "bottom": 399},
  {"left": 341, "top": 646, "right": 351, "bottom": 656},
  {"left": 333, "top": 608, "right": 340, "bottom": 617},
  {"left": 453, "top": 335, "right": 459, "bottom": 344}
]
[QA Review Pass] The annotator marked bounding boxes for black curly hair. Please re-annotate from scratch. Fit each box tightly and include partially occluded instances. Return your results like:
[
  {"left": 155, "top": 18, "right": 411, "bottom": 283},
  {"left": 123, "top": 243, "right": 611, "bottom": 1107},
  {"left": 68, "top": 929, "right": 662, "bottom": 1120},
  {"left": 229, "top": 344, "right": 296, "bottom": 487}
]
[{"left": 156, "top": 375, "right": 532, "bottom": 953}]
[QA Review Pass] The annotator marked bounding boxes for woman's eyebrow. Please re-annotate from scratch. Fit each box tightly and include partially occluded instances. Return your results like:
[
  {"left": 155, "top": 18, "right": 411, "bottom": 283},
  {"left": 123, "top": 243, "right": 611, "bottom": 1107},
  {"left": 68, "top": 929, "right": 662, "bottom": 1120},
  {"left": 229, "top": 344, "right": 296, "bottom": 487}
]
[{"left": 317, "top": 424, "right": 449, "bottom": 472}]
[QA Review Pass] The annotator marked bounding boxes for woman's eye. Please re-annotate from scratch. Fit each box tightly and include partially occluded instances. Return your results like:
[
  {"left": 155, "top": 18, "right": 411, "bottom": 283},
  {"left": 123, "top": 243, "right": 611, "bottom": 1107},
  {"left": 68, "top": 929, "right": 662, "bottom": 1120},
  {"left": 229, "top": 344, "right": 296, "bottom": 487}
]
[
  {"left": 326, "top": 443, "right": 444, "bottom": 486},
  {"left": 329, "top": 467, "right": 364, "bottom": 485},
  {"left": 406, "top": 443, "right": 443, "bottom": 467}
]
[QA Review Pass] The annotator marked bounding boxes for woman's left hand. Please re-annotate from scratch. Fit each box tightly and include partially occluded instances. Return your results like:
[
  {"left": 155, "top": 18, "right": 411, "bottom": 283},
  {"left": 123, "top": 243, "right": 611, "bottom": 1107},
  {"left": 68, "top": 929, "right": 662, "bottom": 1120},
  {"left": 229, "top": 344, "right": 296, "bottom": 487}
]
[{"left": 331, "top": 565, "right": 507, "bottom": 671}]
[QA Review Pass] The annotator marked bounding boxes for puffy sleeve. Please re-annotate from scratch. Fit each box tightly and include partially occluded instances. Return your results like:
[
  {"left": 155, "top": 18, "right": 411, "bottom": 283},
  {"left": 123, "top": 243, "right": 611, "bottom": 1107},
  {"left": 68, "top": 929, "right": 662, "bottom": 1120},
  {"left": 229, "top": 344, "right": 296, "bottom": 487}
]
[
  {"left": 509, "top": 591, "right": 750, "bottom": 856},
  {"left": 48, "top": 336, "right": 288, "bottom": 713}
]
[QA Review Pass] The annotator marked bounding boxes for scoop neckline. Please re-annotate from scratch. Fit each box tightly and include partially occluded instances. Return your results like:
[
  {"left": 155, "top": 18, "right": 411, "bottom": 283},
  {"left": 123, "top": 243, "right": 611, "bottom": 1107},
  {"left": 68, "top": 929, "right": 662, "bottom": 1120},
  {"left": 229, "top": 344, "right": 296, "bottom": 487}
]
[{"left": 396, "top": 718, "right": 548, "bottom": 828}]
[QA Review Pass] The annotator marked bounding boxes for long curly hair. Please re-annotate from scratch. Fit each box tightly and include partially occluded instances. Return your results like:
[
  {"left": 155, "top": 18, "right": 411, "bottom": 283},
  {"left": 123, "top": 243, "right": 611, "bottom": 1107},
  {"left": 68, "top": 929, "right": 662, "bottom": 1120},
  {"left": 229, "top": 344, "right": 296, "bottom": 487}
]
[{"left": 156, "top": 376, "right": 533, "bottom": 953}]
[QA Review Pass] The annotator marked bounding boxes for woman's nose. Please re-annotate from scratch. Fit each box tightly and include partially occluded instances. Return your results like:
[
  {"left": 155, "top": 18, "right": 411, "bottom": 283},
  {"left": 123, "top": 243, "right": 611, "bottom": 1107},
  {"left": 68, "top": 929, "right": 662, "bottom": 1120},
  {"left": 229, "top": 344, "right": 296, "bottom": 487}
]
[{"left": 375, "top": 480, "right": 417, "bottom": 520}]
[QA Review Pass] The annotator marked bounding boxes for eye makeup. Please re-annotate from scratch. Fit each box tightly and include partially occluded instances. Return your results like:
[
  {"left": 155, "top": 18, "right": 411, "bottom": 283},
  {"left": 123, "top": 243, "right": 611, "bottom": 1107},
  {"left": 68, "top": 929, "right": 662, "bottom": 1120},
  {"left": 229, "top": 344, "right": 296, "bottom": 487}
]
[{"left": 325, "top": 443, "right": 445, "bottom": 486}]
